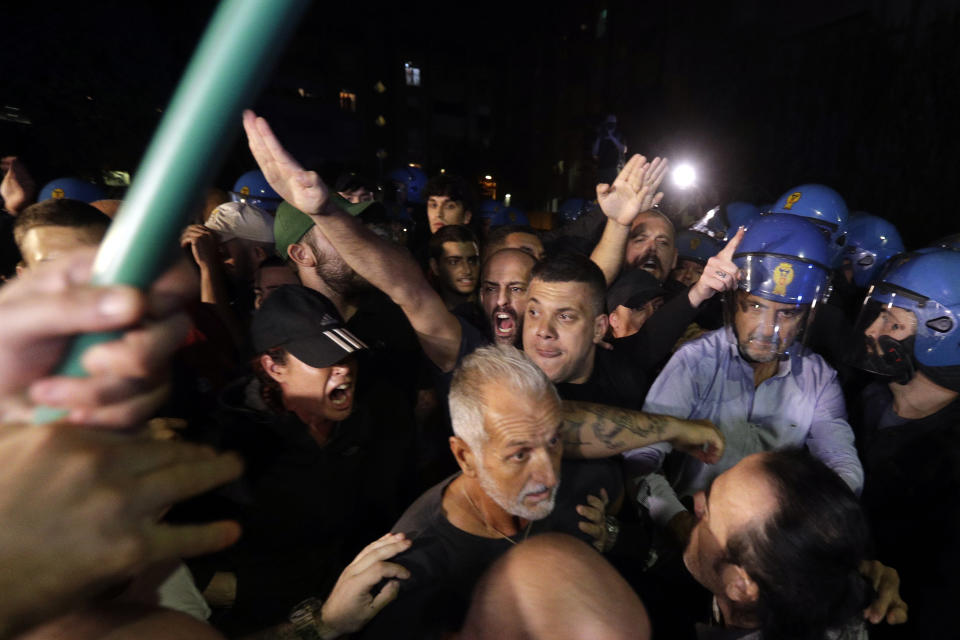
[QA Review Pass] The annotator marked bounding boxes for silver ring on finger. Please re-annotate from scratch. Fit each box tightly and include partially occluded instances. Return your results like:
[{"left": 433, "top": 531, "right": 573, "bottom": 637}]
[{"left": 715, "top": 270, "right": 727, "bottom": 279}]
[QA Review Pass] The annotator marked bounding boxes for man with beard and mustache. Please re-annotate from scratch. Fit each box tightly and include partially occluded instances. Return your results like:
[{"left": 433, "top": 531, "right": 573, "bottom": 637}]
[
  {"left": 352, "top": 345, "right": 723, "bottom": 639},
  {"left": 624, "top": 214, "right": 863, "bottom": 551},
  {"left": 273, "top": 199, "right": 424, "bottom": 402}
]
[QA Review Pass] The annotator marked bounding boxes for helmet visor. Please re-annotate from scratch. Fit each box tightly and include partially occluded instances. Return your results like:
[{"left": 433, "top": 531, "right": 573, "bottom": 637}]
[{"left": 724, "top": 289, "right": 814, "bottom": 362}]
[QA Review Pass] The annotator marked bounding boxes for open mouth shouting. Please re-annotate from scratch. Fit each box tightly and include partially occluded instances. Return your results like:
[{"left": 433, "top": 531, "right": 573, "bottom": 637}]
[
  {"left": 492, "top": 307, "right": 519, "bottom": 344},
  {"left": 326, "top": 378, "right": 355, "bottom": 412}
]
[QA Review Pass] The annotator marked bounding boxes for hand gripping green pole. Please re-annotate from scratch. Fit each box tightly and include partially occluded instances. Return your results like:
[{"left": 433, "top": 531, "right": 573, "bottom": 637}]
[{"left": 33, "top": 0, "right": 309, "bottom": 424}]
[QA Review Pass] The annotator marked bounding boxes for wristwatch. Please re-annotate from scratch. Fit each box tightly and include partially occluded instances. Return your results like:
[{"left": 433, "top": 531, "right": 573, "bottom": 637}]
[
  {"left": 289, "top": 597, "right": 324, "bottom": 640},
  {"left": 603, "top": 515, "right": 620, "bottom": 552}
]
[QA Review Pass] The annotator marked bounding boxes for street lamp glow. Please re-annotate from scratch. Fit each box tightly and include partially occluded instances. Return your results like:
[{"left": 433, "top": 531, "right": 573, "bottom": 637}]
[{"left": 672, "top": 163, "right": 696, "bottom": 189}]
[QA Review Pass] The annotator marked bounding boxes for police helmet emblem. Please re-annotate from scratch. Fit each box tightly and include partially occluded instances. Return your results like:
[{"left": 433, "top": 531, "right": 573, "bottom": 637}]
[
  {"left": 783, "top": 192, "right": 802, "bottom": 210},
  {"left": 52, "top": 188, "right": 65, "bottom": 199},
  {"left": 772, "top": 262, "right": 795, "bottom": 296},
  {"left": 240, "top": 186, "right": 251, "bottom": 196},
  {"left": 690, "top": 237, "right": 701, "bottom": 250}
]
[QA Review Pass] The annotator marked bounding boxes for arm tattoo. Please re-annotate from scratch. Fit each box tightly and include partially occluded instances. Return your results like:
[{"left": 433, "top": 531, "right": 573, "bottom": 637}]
[{"left": 561, "top": 401, "right": 670, "bottom": 456}]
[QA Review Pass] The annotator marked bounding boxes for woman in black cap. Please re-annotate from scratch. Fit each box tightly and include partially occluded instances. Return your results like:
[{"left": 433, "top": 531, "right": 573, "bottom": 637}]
[{"left": 202, "top": 284, "right": 417, "bottom": 636}]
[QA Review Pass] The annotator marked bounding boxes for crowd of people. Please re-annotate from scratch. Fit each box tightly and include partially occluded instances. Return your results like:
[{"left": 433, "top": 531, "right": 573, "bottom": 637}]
[{"left": 0, "top": 107, "right": 955, "bottom": 639}]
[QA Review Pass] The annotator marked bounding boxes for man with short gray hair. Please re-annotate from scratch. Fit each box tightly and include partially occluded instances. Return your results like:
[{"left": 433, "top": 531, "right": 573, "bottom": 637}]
[{"left": 356, "top": 345, "right": 723, "bottom": 639}]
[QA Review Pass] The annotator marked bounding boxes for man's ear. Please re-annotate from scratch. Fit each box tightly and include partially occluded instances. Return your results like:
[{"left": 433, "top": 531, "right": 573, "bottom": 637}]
[
  {"left": 260, "top": 353, "right": 286, "bottom": 384},
  {"left": 607, "top": 311, "right": 621, "bottom": 334},
  {"left": 428, "top": 257, "right": 440, "bottom": 278},
  {"left": 450, "top": 435, "right": 479, "bottom": 477},
  {"left": 722, "top": 564, "right": 760, "bottom": 606},
  {"left": 287, "top": 241, "right": 316, "bottom": 268},
  {"left": 592, "top": 313, "right": 610, "bottom": 344},
  {"left": 463, "top": 210, "right": 472, "bottom": 225}
]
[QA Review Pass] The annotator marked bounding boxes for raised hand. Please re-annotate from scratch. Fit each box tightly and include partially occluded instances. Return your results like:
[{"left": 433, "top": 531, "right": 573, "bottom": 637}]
[
  {"left": 688, "top": 226, "right": 744, "bottom": 308},
  {"left": 179, "top": 224, "right": 220, "bottom": 270},
  {"left": 319, "top": 533, "right": 412, "bottom": 637},
  {"left": 0, "top": 156, "right": 36, "bottom": 215},
  {"left": 596, "top": 155, "right": 668, "bottom": 227},
  {"left": 242, "top": 110, "right": 329, "bottom": 215}
]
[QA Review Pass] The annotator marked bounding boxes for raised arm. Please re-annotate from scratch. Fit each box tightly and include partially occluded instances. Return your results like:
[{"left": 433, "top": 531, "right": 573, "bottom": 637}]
[
  {"left": 243, "top": 110, "right": 463, "bottom": 372},
  {"left": 590, "top": 155, "right": 668, "bottom": 285},
  {"left": 560, "top": 400, "right": 723, "bottom": 463}
]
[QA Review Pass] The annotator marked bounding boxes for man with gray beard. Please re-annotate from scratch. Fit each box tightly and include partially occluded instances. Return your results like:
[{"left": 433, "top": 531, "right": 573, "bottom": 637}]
[{"left": 355, "top": 345, "right": 716, "bottom": 639}]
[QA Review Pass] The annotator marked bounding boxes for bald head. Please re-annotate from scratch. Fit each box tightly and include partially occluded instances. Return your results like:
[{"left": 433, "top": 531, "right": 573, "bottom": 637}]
[
  {"left": 481, "top": 249, "right": 537, "bottom": 346},
  {"left": 625, "top": 210, "right": 677, "bottom": 282},
  {"left": 460, "top": 533, "right": 651, "bottom": 640}
]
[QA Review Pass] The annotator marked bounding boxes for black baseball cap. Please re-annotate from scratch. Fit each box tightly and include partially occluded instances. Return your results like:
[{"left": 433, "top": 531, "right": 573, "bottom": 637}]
[
  {"left": 606, "top": 270, "right": 666, "bottom": 312},
  {"left": 251, "top": 285, "right": 367, "bottom": 367}
]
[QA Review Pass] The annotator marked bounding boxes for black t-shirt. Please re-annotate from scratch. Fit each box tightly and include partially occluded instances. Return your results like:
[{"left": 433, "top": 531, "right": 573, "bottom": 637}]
[
  {"left": 210, "top": 379, "right": 418, "bottom": 634},
  {"left": 855, "top": 382, "right": 960, "bottom": 639},
  {"left": 347, "top": 289, "right": 430, "bottom": 401},
  {"left": 358, "top": 459, "right": 622, "bottom": 639}
]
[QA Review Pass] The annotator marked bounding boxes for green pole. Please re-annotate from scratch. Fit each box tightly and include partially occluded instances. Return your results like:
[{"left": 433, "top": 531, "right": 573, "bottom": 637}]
[{"left": 34, "top": 0, "right": 310, "bottom": 423}]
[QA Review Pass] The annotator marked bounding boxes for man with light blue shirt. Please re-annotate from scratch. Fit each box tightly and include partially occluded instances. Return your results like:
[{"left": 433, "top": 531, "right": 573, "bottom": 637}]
[{"left": 625, "top": 214, "right": 864, "bottom": 546}]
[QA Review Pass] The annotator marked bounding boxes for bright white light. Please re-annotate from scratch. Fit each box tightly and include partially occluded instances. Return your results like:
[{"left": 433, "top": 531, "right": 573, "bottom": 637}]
[
  {"left": 484, "top": 175, "right": 493, "bottom": 180},
  {"left": 672, "top": 164, "right": 696, "bottom": 189},
  {"left": 504, "top": 193, "right": 512, "bottom": 206}
]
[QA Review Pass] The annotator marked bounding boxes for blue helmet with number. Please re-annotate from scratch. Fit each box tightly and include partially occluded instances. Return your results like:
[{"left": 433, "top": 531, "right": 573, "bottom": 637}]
[
  {"left": 766, "top": 184, "right": 848, "bottom": 263},
  {"left": 230, "top": 170, "right": 282, "bottom": 212},
  {"left": 865, "top": 250, "right": 960, "bottom": 368},
  {"left": 387, "top": 166, "right": 427, "bottom": 205},
  {"left": 843, "top": 213, "right": 905, "bottom": 288},
  {"left": 37, "top": 177, "right": 106, "bottom": 203},
  {"left": 733, "top": 214, "right": 832, "bottom": 305},
  {"left": 676, "top": 230, "right": 721, "bottom": 265}
]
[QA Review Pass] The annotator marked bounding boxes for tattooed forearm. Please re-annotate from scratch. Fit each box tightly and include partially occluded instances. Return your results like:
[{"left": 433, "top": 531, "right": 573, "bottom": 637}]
[{"left": 561, "top": 401, "right": 673, "bottom": 458}]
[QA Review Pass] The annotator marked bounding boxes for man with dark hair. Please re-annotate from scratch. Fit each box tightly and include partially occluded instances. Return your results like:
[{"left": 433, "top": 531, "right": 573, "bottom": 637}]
[
  {"left": 335, "top": 172, "right": 376, "bottom": 204},
  {"left": 12, "top": 198, "right": 110, "bottom": 269},
  {"left": 428, "top": 224, "right": 480, "bottom": 310},
  {"left": 243, "top": 112, "right": 733, "bottom": 408},
  {"left": 684, "top": 449, "right": 871, "bottom": 639},
  {"left": 424, "top": 174, "right": 474, "bottom": 234},
  {"left": 483, "top": 224, "right": 545, "bottom": 261}
]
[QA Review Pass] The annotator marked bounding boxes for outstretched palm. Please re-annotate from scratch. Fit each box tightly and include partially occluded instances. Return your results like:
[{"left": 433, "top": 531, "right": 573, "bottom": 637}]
[
  {"left": 596, "top": 154, "right": 669, "bottom": 226},
  {"left": 242, "top": 110, "right": 329, "bottom": 215}
]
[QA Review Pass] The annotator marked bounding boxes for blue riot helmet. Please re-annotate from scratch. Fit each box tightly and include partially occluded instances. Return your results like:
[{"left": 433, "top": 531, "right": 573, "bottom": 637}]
[
  {"left": 477, "top": 199, "right": 505, "bottom": 220},
  {"left": 672, "top": 230, "right": 722, "bottom": 287},
  {"left": 723, "top": 201, "right": 761, "bottom": 238},
  {"left": 230, "top": 170, "right": 282, "bottom": 212},
  {"left": 387, "top": 166, "right": 427, "bottom": 205},
  {"left": 766, "top": 184, "right": 848, "bottom": 264},
  {"left": 557, "top": 198, "right": 587, "bottom": 225},
  {"left": 676, "top": 230, "right": 721, "bottom": 264},
  {"left": 851, "top": 249, "right": 960, "bottom": 389},
  {"left": 842, "top": 214, "right": 905, "bottom": 288},
  {"left": 37, "top": 177, "right": 106, "bottom": 203},
  {"left": 725, "top": 214, "right": 832, "bottom": 362},
  {"left": 491, "top": 206, "right": 529, "bottom": 228}
]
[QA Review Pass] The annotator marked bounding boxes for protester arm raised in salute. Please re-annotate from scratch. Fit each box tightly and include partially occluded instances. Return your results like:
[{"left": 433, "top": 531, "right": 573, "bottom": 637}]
[
  {"left": 242, "top": 110, "right": 462, "bottom": 372},
  {"left": 590, "top": 155, "right": 668, "bottom": 285}
]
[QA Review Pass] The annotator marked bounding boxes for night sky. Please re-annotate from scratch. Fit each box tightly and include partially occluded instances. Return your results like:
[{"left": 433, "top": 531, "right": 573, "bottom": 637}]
[{"left": 5, "top": 0, "right": 960, "bottom": 246}]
